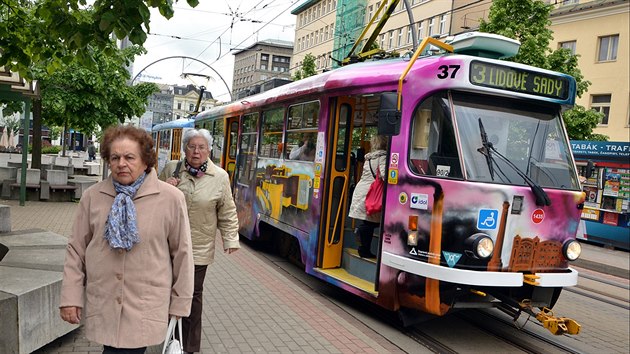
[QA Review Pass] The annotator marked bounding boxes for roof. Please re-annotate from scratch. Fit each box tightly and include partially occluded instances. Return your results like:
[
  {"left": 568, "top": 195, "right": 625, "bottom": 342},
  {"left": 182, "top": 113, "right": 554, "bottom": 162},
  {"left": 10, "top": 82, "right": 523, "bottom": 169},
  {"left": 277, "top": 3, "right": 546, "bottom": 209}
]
[
  {"left": 551, "top": 0, "right": 628, "bottom": 16},
  {"left": 291, "top": 0, "right": 319, "bottom": 15},
  {"left": 232, "top": 39, "right": 294, "bottom": 55}
]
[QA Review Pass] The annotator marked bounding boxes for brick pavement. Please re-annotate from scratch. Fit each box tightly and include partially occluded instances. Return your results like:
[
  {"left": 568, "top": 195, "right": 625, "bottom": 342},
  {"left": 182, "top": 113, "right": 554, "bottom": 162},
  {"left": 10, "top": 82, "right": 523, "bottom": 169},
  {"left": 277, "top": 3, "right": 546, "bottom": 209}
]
[{"left": 3, "top": 199, "right": 404, "bottom": 354}]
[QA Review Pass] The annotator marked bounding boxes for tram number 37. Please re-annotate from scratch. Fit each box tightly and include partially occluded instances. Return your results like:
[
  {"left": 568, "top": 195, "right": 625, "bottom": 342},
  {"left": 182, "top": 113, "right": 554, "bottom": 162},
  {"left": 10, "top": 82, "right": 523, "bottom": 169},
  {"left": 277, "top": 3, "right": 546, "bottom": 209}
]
[{"left": 437, "top": 65, "right": 461, "bottom": 79}]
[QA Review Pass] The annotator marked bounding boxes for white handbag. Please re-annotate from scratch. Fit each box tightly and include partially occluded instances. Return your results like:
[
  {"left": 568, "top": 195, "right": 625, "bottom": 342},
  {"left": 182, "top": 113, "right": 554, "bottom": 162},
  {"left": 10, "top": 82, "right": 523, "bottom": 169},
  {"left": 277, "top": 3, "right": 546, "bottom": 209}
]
[{"left": 162, "top": 316, "right": 184, "bottom": 354}]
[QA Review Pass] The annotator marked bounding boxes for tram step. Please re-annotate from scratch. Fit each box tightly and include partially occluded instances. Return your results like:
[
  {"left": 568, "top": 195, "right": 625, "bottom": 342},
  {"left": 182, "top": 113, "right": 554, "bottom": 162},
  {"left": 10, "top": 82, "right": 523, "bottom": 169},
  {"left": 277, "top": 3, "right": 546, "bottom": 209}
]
[{"left": 342, "top": 248, "right": 377, "bottom": 283}]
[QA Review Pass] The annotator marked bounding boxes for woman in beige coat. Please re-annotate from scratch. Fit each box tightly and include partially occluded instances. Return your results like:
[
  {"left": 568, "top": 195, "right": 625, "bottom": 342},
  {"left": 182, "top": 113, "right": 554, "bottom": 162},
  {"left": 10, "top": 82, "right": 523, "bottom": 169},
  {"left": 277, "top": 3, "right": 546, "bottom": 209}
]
[
  {"left": 60, "top": 126, "right": 194, "bottom": 353},
  {"left": 159, "top": 128, "right": 240, "bottom": 354}
]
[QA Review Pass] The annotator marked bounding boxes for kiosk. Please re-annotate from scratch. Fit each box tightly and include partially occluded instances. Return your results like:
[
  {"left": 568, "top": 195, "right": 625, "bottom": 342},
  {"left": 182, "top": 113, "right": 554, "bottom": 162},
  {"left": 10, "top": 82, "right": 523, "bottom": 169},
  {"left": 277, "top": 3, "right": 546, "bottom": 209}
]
[{"left": 572, "top": 140, "right": 629, "bottom": 250}]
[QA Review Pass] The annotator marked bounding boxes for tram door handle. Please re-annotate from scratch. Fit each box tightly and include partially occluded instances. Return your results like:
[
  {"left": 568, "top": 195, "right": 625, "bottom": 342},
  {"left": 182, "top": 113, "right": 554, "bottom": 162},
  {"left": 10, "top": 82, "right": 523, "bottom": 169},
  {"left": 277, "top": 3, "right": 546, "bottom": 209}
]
[{"left": 327, "top": 175, "right": 348, "bottom": 247}]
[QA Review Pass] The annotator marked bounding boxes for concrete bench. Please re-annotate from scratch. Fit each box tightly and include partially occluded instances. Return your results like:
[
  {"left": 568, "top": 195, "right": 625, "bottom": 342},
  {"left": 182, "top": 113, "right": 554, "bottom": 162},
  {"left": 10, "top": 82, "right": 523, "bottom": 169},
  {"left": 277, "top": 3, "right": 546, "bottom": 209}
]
[
  {"left": 40, "top": 182, "right": 77, "bottom": 202},
  {"left": 69, "top": 180, "right": 97, "bottom": 199},
  {"left": 4, "top": 182, "right": 41, "bottom": 201},
  {"left": 0, "top": 230, "right": 79, "bottom": 353}
]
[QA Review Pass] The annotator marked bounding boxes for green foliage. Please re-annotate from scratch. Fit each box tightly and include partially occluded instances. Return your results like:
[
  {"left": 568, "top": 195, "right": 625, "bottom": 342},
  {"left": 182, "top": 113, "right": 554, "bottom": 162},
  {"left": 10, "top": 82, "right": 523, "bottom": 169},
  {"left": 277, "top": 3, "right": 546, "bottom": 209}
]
[
  {"left": 47, "top": 126, "right": 62, "bottom": 141},
  {"left": 41, "top": 145, "right": 62, "bottom": 154},
  {"left": 0, "top": 0, "right": 199, "bottom": 79},
  {"left": 0, "top": 101, "right": 24, "bottom": 116},
  {"left": 293, "top": 53, "right": 317, "bottom": 81},
  {"left": 480, "top": 0, "right": 605, "bottom": 140},
  {"left": 38, "top": 44, "right": 159, "bottom": 134},
  {"left": 562, "top": 105, "right": 608, "bottom": 141}
]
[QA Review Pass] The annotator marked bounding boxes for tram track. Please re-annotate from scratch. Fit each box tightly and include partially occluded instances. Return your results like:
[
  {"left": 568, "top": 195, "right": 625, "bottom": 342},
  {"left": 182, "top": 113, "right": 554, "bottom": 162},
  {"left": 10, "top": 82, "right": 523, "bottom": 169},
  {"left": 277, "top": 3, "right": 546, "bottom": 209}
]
[
  {"left": 568, "top": 271, "right": 630, "bottom": 310},
  {"left": 455, "top": 309, "right": 584, "bottom": 354}
]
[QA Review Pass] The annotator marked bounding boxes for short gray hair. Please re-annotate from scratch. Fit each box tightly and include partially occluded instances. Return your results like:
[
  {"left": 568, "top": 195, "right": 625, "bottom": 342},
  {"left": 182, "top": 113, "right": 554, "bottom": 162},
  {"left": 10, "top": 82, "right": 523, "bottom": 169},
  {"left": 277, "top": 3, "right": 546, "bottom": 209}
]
[{"left": 183, "top": 128, "right": 213, "bottom": 151}]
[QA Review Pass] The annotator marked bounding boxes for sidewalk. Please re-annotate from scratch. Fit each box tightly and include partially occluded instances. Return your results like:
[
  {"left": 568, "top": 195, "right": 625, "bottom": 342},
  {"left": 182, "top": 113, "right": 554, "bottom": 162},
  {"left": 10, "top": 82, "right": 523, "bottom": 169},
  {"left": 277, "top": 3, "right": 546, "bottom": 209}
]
[
  {"left": 4, "top": 199, "right": 405, "bottom": 354},
  {"left": 3, "top": 199, "right": 629, "bottom": 353}
]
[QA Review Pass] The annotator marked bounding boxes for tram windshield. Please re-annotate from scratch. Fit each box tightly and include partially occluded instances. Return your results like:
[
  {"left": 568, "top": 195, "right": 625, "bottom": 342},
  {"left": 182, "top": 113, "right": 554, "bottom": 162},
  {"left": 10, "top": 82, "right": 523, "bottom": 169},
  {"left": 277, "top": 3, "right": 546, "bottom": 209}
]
[{"left": 453, "top": 92, "right": 580, "bottom": 190}]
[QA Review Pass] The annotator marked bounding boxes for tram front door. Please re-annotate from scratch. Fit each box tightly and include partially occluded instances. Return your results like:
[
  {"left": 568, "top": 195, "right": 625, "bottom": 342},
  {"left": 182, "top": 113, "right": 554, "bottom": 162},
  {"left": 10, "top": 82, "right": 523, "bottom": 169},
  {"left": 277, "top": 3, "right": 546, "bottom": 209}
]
[{"left": 320, "top": 97, "right": 355, "bottom": 269}]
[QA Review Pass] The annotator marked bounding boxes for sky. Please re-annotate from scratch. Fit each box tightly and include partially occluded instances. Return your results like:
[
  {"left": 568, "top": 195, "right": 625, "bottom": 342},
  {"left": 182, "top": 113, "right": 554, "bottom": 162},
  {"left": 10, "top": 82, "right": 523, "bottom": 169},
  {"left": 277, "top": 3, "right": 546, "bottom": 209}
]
[{"left": 132, "top": 0, "right": 300, "bottom": 102}]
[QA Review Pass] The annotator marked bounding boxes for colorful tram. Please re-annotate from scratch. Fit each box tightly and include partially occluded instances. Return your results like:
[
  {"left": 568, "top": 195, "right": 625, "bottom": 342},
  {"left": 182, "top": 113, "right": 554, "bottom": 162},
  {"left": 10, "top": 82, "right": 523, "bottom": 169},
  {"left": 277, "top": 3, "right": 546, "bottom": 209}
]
[
  {"left": 192, "top": 33, "right": 584, "bottom": 334},
  {"left": 151, "top": 118, "right": 194, "bottom": 174}
]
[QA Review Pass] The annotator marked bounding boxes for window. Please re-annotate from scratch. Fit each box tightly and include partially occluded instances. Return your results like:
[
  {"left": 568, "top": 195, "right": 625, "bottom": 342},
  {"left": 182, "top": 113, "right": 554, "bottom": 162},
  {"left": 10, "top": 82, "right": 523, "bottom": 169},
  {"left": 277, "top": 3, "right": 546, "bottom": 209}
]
[
  {"left": 409, "top": 93, "right": 462, "bottom": 178},
  {"left": 376, "top": 2, "right": 381, "bottom": 19},
  {"left": 260, "top": 107, "right": 285, "bottom": 158},
  {"left": 189, "top": 104, "right": 194, "bottom": 112},
  {"left": 380, "top": 34, "right": 385, "bottom": 49},
  {"left": 237, "top": 113, "right": 259, "bottom": 185},
  {"left": 591, "top": 94, "right": 612, "bottom": 125},
  {"left": 324, "top": 26, "right": 328, "bottom": 40},
  {"left": 320, "top": 28, "right": 324, "bottom": 43},
  {"left": 397, "top": 28, "right": 403, "bottom": 47},
  {"left": 368, "top": 5, "right": 373, "bottom": 21},
  {"left": 407, "top": 25, "right": 413, "bottom": 44},
  {"left": 598, "top": 35, "right": 618, "bottom": 62},
  {"left": 439, "top": 14, "right": 447, "bottom": 35},
  {"left": 286, "top": 101, "right": 320, "bottom": 161},
  {"left": 209, "top": 120, "right": 224, "bottom": 165},
  {"left": 418, "top": 21, "right": 424, "bottom": 41},
  {"left": 428, "top": 18, "right": 435, "bottom": 37},
  {"left": 388, "top": 31, "right": 394, "bottom": 49},
  {"left": 261, "top": 64, "right": 267, "bottom": 70},
  {"left": 559, "top": 40, "right": 577, "bottom": 55},
  {"left": 177, "top": 102, "right": 182, "bottom": 110}
]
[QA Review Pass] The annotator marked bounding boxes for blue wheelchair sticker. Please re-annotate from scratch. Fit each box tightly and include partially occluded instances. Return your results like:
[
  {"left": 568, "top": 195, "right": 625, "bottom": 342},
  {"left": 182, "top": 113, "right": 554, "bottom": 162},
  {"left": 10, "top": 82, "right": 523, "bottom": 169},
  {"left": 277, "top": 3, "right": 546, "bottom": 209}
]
[{"left": 477, "top": 209, "right": 499, "bottom": 230}]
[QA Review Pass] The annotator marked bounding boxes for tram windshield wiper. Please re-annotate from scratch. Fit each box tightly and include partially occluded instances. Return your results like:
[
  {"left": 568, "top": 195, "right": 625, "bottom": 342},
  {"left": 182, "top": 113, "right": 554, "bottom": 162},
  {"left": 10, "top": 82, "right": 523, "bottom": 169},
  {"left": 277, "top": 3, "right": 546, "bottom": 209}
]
[
  {"left": 477, "top": 118, "right": 495, "bottom": 181},
  {"left": 477, "top": 118, "right": 551, "bottom": 206}
]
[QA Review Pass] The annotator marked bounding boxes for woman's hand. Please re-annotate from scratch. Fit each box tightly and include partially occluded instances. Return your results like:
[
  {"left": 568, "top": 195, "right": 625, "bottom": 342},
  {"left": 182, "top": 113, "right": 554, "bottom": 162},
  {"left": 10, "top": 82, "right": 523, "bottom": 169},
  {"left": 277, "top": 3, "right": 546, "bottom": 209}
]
[
  {"left": 166, "top": 177, "right": 180, "bottom": 186},
  {"left": 225, "top": 248, "right": 239, "bottom": 254},
  {"left": 60, "top": 306, "right": 82, "bottom": 324}
]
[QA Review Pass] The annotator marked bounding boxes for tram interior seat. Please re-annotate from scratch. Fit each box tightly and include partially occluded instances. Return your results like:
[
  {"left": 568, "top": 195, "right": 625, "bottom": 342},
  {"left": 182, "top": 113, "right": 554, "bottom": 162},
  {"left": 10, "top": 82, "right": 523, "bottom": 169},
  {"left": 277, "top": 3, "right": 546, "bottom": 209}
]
[{"left": 428, "top": 154, "right": 462, "bottom": 178}]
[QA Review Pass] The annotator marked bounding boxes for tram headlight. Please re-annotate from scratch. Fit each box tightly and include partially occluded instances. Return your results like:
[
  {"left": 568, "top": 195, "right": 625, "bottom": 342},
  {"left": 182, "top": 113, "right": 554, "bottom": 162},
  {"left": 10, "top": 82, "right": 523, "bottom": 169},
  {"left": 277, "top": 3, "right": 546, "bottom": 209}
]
[
  {"left": 563, "top": 240, "right": 582, "bottom": 261},
  {"left": 465, "top": 233, "right": 494, "bottom": 259}
]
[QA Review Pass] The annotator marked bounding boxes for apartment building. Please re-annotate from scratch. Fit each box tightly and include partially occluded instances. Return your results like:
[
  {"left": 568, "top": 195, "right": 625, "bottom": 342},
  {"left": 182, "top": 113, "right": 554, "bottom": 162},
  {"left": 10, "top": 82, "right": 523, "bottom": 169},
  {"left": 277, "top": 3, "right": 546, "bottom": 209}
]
[
  {"left": 172, "top": 84, "right": 216, "bottom": 120},
  {"left": 549, "top": 0, "right": 629, "bottom": 142},
  {"left": 291, "top": 0, "right": 484, "bottom": 73},
  {"left": 232, "top": 39, "right": 294, "bottom": 99},
  {"left": 145, "top": 83, "right": 174, "bottom": 125}
]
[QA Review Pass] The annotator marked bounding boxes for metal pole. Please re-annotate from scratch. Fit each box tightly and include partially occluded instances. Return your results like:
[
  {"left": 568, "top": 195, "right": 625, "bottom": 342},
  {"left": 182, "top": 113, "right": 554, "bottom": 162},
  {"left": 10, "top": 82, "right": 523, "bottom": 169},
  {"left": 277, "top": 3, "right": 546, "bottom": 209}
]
[{"left": 19, "top": 100, "right": 31, "bottom": 206}]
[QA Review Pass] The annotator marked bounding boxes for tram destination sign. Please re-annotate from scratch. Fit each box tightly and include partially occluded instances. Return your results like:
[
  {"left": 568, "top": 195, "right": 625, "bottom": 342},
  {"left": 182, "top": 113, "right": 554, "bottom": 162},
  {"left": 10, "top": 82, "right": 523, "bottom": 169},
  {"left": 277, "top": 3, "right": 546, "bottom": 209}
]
[{"left": 469, "top": 61, "right": 570, "bottom": 100}]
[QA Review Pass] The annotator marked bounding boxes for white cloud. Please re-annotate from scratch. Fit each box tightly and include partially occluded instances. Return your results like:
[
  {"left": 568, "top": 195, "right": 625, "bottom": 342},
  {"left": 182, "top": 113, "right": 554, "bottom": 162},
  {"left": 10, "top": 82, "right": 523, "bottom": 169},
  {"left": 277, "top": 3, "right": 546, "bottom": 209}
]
[{"left": 132, "top": 0, "right": 297, "bottom": 102}]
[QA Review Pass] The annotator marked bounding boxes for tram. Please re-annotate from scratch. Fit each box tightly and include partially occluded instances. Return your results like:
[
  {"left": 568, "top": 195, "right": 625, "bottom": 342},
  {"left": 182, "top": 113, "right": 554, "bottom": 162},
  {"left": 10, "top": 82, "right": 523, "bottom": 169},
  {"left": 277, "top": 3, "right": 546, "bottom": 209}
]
[
  {"left": 192, "top": 32, "right": 584, "bottom": 334},
  {"left": 151, "top": 118, "right": 194, "bottom": 174}
]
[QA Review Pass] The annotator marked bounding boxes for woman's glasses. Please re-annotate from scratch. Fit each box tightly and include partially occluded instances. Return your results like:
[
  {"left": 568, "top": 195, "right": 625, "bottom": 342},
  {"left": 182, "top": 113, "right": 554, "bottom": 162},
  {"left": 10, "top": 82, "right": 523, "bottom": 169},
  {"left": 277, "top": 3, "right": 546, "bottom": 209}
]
[{"left": 186, "top": 145, "right": 208, "bottom": 152}]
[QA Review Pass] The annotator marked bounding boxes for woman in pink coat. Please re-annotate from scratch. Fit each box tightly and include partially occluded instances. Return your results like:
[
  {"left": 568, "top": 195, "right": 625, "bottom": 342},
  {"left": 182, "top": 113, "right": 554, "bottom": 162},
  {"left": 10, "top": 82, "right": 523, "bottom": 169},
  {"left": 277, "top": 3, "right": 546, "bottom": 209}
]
[{"left": 60, "top": 126, "right": 194, "bottom": 353}]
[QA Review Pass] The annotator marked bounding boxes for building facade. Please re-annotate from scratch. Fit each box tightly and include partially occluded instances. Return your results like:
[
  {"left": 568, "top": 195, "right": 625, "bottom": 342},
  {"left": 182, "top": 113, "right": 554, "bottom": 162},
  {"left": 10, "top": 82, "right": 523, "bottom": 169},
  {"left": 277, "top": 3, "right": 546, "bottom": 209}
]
[
  {"left": 146, "top": 83, "right": 174, "bottom": 126},
  {"left": 548, "top": 0, "right": 629, "bottom": 142},
  {"left": 172, "top": 84, "right": 215, "bottom": 120},
  {"left": 291, "top": 0, "right": 472, "bottom": 73},
  {"left": 232, "top": 39, "right": 294, "bottom": 99}
]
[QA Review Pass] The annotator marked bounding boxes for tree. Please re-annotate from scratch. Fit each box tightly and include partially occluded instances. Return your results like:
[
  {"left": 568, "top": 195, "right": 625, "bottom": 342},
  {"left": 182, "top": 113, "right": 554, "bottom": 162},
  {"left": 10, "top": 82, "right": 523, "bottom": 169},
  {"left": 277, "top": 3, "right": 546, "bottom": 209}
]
[
  {"left": 0, "top": 0, "right": 199, "bottom": 80},
  {"left": 479, "top": 0, "right": 607, "bottom": 140},
  {"left": 292, "top": 53, "right": 318, "bottom": 81},
  {"left": 37, "top": 44, "right": 158, "bottom": 155}
]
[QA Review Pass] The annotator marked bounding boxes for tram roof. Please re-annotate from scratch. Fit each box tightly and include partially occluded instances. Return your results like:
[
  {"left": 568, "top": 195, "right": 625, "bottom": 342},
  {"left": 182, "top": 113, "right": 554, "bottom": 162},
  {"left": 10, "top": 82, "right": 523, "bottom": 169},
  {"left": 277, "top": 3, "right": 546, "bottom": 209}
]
[
  {"left": 195, "top": 54, "right": 576, "bottom": 121},
  {"left": 152, "top": 118, "right": 195, "bottom": 131}
]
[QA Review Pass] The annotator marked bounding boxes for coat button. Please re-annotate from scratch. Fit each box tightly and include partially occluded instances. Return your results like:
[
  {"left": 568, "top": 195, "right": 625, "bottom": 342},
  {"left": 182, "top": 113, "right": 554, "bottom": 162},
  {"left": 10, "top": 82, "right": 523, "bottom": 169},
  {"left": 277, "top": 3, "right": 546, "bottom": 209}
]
[
  {"left": 116, "top": 274, "right": 122, "bottom": 280},
  {"left": 116, "top": 296, "right": 122, "bottom": 304},
  {"left": 118, "top": 249, "right": 124, "bottom": 255}
]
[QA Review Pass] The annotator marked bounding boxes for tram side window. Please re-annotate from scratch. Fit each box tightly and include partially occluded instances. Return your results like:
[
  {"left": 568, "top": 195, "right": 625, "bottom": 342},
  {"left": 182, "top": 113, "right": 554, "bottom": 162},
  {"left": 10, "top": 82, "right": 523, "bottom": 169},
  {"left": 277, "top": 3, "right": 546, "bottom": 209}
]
[
  {"left": 237, "top": 113, "right": 259, "bottom": 185},
  {"left": 285, "top": 101, "right": 320, "bottom": 161},
  {"left": 210, "top": 120, "right": 224, "bottom": 165},
  {"left": 260, "top": 107, "right": 285, "bottom": 158},
  {"left": 409, "top": 94, "right": 462, "bottom": 178}
]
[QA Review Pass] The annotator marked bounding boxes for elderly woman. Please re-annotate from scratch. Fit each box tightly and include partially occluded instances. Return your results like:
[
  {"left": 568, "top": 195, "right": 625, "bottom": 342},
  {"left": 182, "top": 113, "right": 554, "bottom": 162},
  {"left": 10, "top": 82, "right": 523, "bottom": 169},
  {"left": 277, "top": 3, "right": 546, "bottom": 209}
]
[
  {"left": 348, "top": 134, "right": 388, "bottom": 258},
  {"left": 159, "top": 128, "right": 240, "bottom": 354},
  {"left": 59, "top": 125, "right": 194, "bottom": 354}
]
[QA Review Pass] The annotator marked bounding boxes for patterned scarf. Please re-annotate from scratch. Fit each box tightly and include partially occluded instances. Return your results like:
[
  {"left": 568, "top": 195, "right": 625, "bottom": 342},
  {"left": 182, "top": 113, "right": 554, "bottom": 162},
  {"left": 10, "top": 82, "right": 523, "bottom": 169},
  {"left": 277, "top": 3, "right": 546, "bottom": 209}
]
[
  {"left": 104, "top": 172, "right": 147, "bottom": 251},
  {"left": 185, "top": 159, "right": 208, "bottom": 177}
]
